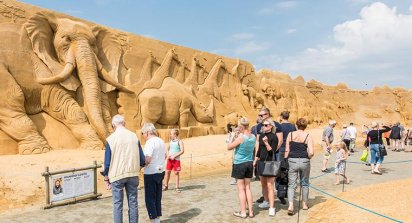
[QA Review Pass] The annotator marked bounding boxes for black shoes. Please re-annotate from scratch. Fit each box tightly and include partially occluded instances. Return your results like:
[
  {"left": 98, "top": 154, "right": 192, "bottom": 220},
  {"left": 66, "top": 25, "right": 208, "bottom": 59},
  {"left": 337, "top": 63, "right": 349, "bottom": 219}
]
[
  {"left": 280, "top": 198, "right": 287, "bottom": 205},
  {"left": 256, "top": 196, "right": 264, "bottom": 203}
]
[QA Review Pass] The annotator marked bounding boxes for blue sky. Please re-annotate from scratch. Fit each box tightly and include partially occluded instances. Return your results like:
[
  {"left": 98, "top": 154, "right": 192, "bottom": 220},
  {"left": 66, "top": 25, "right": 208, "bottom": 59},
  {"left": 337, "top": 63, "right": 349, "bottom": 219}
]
[{"left": 21, "top": 0, "right": 412, "bottom": 90}]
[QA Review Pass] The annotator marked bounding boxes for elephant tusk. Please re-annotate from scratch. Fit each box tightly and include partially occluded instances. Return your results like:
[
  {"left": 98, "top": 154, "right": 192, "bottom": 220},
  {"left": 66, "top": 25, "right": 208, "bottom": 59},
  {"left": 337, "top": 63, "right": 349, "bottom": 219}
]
[
  {"left": 95, "top": 54, "right": 135, "bottom": 94},
  {"left": 37, "top": 62, "right": 75, "bottom": 85}
]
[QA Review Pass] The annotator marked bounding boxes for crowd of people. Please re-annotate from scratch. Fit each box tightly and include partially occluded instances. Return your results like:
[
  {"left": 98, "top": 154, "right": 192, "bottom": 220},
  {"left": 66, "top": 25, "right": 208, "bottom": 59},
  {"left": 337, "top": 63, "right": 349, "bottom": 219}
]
[
  {"left": 100, "top": 111, "right": 412, "bottom": 222},
  {"left": 226, "top": 108, "right": 314, "bottom": 218}
]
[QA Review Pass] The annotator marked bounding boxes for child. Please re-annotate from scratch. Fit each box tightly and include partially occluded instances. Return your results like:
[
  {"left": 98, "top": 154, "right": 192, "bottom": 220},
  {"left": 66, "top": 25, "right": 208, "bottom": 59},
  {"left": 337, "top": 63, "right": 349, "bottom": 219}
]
[
  {"left": 163, "top": 129, "right": 185, "bottom": 192},
  {"left": 334, "top": 142, "right": 350, "bottom": 185}
]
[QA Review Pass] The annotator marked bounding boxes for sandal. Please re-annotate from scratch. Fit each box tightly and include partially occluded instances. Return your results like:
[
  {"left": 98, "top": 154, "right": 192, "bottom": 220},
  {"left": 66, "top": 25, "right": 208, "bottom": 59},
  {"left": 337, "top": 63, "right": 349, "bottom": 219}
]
[
  {"left": 248, "top": 211, "right": 254, "bottom": 218},
  {"left": 233, "top": 211, "right": 247, "bottom": 218},
  {"left": 287, "top": 209, "right": 294, "bottom": 216},
  {"left": 162, "top": 185, "right": 168, "bottom": 191},
  {"left": 175, "top": 188, "right": 181, "bottom": 193}
]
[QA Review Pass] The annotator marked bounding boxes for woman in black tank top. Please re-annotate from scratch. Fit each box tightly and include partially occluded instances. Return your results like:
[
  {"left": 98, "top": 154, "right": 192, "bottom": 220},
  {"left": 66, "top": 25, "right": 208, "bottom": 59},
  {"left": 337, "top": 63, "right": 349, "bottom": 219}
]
[{"left": 284, "top": 118, "right": 314, "bottom": 215}]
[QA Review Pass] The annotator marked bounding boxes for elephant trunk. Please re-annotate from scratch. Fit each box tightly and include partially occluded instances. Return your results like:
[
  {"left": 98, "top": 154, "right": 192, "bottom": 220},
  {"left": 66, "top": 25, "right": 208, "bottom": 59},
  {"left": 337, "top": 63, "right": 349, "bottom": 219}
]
[{"left": 73, "top": 39, "right": 108, "bottom": 141}]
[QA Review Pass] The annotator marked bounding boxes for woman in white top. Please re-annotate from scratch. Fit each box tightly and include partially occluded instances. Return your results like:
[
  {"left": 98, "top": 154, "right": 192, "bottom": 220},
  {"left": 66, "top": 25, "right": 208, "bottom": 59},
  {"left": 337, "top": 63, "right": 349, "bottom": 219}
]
[{"left": 142, "top": 123, "right": 166, "bottom": 223}]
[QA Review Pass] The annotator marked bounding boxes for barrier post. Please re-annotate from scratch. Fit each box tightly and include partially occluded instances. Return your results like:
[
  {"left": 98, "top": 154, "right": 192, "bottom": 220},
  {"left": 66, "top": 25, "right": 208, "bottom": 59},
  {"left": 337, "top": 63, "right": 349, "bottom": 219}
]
[
  {"left": 190, "top": 153, "right": 193, "bottom": 179},
  {"left": 342, "top": 161, "right": 347, "bottom": 192},
  {"left": 93, "top": 160, "right": 98, "bottom": 197},
  {"left": 44, "top": 166, "right": 50, "bottom": 207}
]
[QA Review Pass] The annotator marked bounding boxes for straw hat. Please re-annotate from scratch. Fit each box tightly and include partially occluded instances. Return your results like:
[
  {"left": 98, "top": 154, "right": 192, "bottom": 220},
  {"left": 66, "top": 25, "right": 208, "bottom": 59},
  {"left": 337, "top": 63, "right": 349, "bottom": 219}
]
[
  {"left": 343, "top": 124, "right": 347, "bottom": 128},
  {"left": 371, "top": 122, "right": 378, "bottom": 128}
]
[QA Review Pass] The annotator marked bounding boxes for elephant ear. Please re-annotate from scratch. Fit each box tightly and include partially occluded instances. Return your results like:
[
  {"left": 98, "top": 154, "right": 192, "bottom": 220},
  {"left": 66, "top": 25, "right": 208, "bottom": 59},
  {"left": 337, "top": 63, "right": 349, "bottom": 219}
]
[
  {"left": 24, "top": 12, "right": 80, "bottom": 91},
  {"left": 93, "top": 26, "right": 123, "bottom": 93}
]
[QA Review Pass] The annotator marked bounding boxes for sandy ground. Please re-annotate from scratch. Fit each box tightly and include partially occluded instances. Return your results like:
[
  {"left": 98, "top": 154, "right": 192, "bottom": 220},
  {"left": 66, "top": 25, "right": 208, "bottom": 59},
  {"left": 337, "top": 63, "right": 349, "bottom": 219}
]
[
  {"left": 1, "top": 128, "right": 411, "bottom": 222},
  {"left": 307, "top": 178, "right": 412, "bottom": 223}
]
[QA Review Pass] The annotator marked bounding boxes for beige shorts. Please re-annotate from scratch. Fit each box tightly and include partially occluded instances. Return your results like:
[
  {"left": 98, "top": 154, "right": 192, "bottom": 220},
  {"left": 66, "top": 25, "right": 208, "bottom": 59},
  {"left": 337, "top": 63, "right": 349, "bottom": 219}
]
[{"left": 322, "top": 141, "right": 332, "bottom": 159}]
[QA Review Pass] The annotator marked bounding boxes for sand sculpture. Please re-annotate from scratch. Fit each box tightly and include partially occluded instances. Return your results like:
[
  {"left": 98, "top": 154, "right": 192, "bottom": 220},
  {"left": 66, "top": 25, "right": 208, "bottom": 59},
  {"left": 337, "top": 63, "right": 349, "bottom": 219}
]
[{"left": 0, "top": 0, "right": 411, "bottom": 155}]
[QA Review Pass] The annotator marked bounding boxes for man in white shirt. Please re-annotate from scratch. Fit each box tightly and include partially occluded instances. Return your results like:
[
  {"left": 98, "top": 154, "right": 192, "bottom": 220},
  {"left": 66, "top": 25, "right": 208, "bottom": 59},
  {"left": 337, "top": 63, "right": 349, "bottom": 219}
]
[{"left": 347, "top": 122, "right": 357, "bottom": 153}]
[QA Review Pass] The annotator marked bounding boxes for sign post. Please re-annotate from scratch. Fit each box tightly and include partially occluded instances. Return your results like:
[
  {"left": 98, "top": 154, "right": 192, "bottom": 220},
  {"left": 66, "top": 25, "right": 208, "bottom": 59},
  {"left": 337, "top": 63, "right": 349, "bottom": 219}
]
[{"left": 42, "top": 161, "right": 102, "bottom": 209}]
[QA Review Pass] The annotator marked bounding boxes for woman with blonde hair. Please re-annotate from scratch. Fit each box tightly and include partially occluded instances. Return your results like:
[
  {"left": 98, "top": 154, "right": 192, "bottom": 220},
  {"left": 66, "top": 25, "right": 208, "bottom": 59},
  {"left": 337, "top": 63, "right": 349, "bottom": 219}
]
[
  {"left": 367, "top": 122, "right": 390, "bottom": 174},
  {"left": 254, "top": 118, "right": 279, "bottom": 217},
  {"left": 334, "top": 142, "right": 349, "bottom": 185},
  {"left": 227, "top": 117, "right": 256, "bottom": 218}
]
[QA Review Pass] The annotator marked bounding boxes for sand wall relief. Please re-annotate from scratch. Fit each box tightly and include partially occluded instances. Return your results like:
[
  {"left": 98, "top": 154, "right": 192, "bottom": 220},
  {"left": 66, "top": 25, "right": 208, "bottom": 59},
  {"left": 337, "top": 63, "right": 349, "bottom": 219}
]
[{"left": 0, "top": 0, "right": 411, "bottom": 155}]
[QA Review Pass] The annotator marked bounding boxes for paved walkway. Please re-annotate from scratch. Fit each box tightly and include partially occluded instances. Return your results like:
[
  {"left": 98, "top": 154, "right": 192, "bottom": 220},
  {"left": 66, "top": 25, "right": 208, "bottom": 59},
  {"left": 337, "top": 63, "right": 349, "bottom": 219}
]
[{"left": 1, "top": 149, "right": 412, "bottom": 223}]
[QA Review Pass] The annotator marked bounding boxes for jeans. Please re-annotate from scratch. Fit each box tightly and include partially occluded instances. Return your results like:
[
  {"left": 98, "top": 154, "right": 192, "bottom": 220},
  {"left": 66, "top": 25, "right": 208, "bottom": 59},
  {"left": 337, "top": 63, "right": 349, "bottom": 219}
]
[
  {"left": 370, "top": 144, "right": 384, "bottom": 164},
  {"left": 112, "top": 176, "right": 139, "bottom": 223},
  {"left": 287, "top": 158, "right": 310, "bottom": 204},
  {"left": 144, "top": 172, "right": 165, "bottom": 219}
]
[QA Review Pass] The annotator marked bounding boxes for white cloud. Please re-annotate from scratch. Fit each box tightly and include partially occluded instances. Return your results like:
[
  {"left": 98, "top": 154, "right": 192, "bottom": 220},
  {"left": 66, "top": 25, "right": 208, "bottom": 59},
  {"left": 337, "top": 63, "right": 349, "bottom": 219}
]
[
  {"left": 286, "top": 28, "right": 296, "bottom": 34},
  {"left": 269, "top": 2, "right": 412, "bottom": 89},
  {"left": 235, "top": 41, "right": 271, "bottom": 55},
  {"left": 231, "top": 33, "right": 255, "bottom": 40},
  {"left": 258, "top": 1, "right": 297, "bottom": 15}
]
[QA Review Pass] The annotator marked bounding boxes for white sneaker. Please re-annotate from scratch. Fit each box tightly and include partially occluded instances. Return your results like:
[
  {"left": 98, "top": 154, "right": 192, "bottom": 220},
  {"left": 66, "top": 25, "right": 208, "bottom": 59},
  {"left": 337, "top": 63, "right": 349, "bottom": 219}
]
[
  {"left": 230, "top": 179, "right": 237, "bottom": 185},
  {"left": 269, "top": 207, "right": 276, "bottom": 216},
  {"left": 258, "top": 201, "right": 270, "bottom": 209}
]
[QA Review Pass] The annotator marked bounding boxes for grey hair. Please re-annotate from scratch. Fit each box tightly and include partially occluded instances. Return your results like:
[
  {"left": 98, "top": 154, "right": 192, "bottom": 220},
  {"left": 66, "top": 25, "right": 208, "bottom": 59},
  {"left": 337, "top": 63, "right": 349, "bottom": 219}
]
[
  {"left": 111, "top": 114, "right": 125, "bottom": 127},
  {"left": 141, "top": 123, "right": 157, "bottom": 136}
]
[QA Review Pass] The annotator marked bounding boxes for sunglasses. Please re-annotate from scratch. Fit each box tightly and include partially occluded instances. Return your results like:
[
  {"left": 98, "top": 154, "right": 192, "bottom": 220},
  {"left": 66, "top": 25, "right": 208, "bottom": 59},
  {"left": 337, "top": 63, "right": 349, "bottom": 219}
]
[
  {"left": 258, "top": 113, "right": 268, "bottom": 117},
  {"left": 263, "top": 124, "right": 271, "bottom": 127}
]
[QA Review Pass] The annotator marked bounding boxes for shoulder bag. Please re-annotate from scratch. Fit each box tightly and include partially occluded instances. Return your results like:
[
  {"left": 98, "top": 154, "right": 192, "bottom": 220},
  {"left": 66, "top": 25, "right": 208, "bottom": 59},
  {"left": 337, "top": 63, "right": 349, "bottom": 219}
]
[
  {"left": 378, "top": 129, "right": 387, "bottom": 156},
  {"left": 257, "top": 148, "right": 281, "bottom": 177}
]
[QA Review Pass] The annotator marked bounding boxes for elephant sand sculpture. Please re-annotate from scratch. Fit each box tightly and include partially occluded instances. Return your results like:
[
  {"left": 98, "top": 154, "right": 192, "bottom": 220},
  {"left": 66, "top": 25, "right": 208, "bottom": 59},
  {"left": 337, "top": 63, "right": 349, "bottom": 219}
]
[
  {"left": 138, "top": 77, "right": 214, "bottom": 127},
  {"left": 0, "top": 12, "right": 132, "bottom": 154}
]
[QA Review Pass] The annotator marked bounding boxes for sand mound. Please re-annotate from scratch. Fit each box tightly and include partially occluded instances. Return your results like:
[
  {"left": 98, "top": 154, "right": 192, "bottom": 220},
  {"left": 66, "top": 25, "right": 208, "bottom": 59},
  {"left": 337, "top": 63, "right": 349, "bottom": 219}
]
[{"left": 306, "top": 178, "right": 412, "bottom": 223}]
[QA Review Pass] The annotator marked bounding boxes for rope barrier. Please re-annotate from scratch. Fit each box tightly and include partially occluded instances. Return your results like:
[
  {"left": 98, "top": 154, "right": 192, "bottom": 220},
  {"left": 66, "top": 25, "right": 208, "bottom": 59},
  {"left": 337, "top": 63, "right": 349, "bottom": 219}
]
[
  {"left": 301, "top": 178, "right": 404, "bottom": 223},
  {"left": 346, "top": 159, "right": 412, "bottom": 165}
]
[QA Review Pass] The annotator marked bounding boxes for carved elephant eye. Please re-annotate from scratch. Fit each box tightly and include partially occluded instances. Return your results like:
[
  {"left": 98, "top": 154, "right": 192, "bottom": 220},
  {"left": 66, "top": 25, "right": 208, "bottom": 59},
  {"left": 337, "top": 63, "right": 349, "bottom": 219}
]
[{"left": 62, "top": 35, "right": 71, "bottom": 42}]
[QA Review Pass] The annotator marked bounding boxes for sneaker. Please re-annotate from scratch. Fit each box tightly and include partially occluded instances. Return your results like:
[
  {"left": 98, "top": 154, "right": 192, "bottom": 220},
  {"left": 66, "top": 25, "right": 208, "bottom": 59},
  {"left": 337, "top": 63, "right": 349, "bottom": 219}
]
[
  {"left": 256, "top": 196, "right": 264, "bottom": 203},
  {"left": 269, "top": 207, "right": 276, "bottom": 216},
  {"left": 230, "top": 179, "right": 237, "bottom": 185},
  {"left": 280, "top": 198, "right": 287, "bottom": 205},
  {"left": 259, "top": 201, "right": 270, "bottom": 209}
]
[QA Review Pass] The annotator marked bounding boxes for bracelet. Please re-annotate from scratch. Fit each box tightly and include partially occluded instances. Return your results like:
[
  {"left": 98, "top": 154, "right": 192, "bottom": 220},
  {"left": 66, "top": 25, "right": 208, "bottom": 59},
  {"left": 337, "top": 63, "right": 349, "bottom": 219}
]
[{"left": 104, "top": 179, "right": 109, "bottom": 182}]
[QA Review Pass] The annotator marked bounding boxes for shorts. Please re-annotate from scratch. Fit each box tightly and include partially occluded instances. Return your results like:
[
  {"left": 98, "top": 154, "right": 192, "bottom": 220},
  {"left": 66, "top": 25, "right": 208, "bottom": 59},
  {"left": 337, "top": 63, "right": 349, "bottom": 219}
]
[
  {"left": 231, "top": 161, "right": 253, "bottom": 179},
  {"left": 166, "top": 159, "right": 181, "bottom": 172},
  {"left": 322, "top": 142, "right": 332, "bottom": 159}
]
